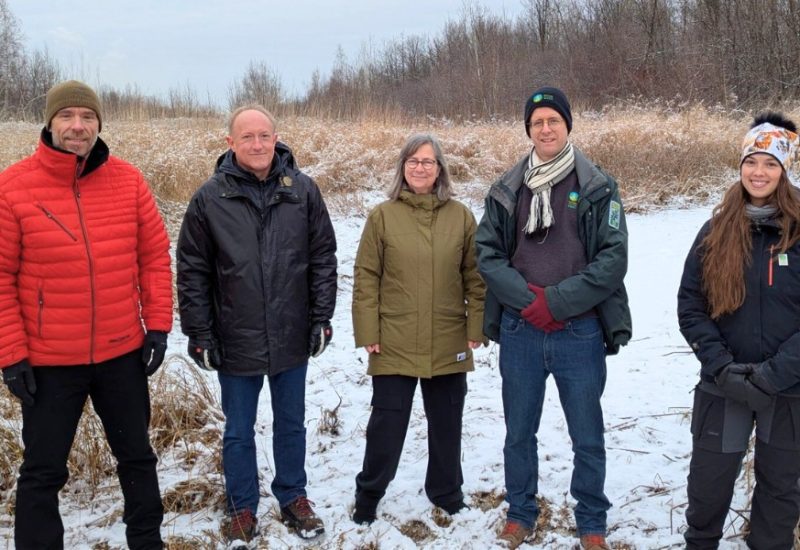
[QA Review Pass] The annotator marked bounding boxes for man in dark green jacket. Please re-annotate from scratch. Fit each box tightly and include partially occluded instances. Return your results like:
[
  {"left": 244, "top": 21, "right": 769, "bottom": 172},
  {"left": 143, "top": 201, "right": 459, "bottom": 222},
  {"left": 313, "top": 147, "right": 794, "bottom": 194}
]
[{"left": 476, "top": 87, "right": 631, "bottom": 550}]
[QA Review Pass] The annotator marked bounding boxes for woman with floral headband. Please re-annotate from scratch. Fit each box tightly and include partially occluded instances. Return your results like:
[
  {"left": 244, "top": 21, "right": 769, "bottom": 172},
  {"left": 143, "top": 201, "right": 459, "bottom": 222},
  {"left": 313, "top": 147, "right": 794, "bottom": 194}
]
[{"left": 678, "top": 112, "right": 800, "bottom": 549}]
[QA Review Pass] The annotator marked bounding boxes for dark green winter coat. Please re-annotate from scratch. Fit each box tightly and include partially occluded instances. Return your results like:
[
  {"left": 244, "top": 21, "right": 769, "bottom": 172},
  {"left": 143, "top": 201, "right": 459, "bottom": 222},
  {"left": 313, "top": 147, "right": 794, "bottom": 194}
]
[
  {"left": 476, "top": 148, "right": 631, "bottom": 355},
  {"left": 352, "top": 191, "right": 485, "bottom": 377}
]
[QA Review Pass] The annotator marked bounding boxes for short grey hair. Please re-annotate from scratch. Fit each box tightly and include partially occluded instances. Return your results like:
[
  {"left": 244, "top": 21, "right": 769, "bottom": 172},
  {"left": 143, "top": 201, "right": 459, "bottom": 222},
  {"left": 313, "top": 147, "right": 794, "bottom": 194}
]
[
  {"left": 227, "top": 104, "right": 277, "bottom": 135},
  {"left": 387, "top": 134, "right": 453, "bottom": 201}
]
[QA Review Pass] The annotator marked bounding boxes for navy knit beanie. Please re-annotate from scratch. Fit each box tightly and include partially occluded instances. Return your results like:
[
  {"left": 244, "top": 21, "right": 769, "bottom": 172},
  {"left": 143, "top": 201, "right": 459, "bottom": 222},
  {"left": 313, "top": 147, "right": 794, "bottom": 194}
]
[{"left": 524, "top": 86, "right": 572, "bottom": 136}]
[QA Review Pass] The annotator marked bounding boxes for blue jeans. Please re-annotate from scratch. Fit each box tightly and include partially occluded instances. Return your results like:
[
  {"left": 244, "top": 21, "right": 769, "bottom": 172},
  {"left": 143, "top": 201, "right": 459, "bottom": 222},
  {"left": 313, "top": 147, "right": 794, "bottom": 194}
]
[
  {"left": 499, "top": 310, "right": 610, "bottom": 535},
  {"left": 218, "top": 363, "right": 308, "bottom": 515}
]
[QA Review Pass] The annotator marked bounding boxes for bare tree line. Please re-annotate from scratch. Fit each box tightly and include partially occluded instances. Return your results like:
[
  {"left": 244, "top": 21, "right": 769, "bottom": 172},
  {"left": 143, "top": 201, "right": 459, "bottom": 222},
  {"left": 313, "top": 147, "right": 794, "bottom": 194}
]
[
  {"left": 0, "top": 0, "right": 60, "bottom": 121},
  {"left": 1, "top": 0, "right": 799, "bottom": 122},
  {"left": 302, "top": 0, "right": 800, "bottom": 119}
]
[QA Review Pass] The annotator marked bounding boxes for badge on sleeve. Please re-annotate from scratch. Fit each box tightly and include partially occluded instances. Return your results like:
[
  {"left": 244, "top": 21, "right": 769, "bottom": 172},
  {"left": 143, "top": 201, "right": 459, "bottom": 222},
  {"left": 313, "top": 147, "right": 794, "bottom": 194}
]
[{"left": 608, "top": 201, "right": 621, "bottom": 229}]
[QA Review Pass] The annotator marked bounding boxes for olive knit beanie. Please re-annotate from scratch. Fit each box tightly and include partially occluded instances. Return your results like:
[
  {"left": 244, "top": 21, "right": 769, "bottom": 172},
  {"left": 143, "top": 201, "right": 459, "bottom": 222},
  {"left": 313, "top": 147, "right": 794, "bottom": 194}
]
[
  {"left": 524, "top": 86, "right": 572, "bottom": 137},
  {"left": 45, "top": 80, "right": 102, "bottom": 131}
]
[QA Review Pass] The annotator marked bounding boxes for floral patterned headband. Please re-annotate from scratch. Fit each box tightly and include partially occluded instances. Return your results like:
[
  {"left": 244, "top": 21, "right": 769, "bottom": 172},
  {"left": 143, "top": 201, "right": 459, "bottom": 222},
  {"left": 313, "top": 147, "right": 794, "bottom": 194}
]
[{"left": 741, "top": 122, "right": 799, "bottom": 173}]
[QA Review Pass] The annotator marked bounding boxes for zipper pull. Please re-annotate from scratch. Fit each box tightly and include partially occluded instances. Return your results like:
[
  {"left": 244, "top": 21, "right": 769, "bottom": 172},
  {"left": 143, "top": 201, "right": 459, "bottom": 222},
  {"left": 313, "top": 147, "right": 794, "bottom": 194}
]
[{"left": 769, "top": 244, "right": 775, "bottom": 287}]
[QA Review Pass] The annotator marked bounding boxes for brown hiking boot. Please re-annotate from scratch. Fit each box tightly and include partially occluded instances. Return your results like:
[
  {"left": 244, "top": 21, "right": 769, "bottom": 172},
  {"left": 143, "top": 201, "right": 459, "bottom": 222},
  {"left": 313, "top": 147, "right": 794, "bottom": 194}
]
[
  {"left": 281, "top": 496, "right": 325, "bottom": 539},
  {"left": 498, "top": 520, "right": 532, "bottom": 549},
  {"left": 580, "top": 534, "right": 610, "bottom": 550},
  {"left": 221, "top": 508, "right": 257, "bottom": 543}
]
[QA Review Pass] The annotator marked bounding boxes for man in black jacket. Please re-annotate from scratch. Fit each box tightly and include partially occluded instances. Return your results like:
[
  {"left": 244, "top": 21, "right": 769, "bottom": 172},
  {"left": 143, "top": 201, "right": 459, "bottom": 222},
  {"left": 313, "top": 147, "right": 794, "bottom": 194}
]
[{"left": 177, "top": 106, "right": 337, "bottom": 544}]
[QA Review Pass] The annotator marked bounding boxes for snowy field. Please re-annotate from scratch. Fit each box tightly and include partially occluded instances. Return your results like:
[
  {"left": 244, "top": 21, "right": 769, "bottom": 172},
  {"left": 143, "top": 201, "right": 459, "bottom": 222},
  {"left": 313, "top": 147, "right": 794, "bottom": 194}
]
[{"left": 3, "top": 202, "right": 759, "bottom": 549}]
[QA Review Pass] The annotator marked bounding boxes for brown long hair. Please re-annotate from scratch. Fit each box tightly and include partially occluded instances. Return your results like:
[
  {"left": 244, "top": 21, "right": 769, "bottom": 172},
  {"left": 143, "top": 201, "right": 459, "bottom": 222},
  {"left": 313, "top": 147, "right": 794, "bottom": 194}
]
[{"left": 701, "top": 173, "right": 800, "bottom": 318}]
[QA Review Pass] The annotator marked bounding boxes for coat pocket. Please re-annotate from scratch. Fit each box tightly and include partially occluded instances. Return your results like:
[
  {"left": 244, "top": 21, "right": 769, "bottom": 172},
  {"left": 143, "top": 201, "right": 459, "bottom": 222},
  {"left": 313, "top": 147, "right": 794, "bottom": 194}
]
[
  {"left": 691, "top": 384, "right": 753, "bottom": 453},
  {"left": 764, "top": 395, "right": 800, "bottom": 451},
  {"left": 37, "top": 203, "right": 78, "bottom": 241},
  {"left": 131, "top": 274, "right": 142, "bottom": 316},
  {"left": 690, "top": 386, "right": 725, "bottom": 450},
  {"left": 37, "top": 281, "right": 45, "bottom": 338}
]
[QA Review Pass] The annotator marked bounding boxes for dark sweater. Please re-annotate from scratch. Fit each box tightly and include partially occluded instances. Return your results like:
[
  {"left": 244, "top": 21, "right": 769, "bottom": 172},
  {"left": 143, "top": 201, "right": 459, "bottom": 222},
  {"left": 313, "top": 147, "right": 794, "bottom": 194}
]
[{"left": 512, "top": 170, "right": 588, "bottom": 287}]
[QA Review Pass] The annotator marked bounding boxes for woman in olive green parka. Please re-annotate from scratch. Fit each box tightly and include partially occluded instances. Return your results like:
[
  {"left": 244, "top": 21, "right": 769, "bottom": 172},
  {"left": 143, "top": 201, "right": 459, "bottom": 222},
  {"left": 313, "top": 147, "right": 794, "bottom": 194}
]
[{"left": 351, "top": 134, "right": 485, "bottom": 525}]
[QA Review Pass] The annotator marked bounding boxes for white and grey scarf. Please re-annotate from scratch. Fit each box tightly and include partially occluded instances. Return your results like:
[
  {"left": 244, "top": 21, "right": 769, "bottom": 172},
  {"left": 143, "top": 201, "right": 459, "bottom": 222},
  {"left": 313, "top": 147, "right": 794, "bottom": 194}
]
[
  {"left": 522, "top": 142, "right": 575, "bottom": 234},
  {"left": 744, "top": 203, "right": 778, "bottom": 221}
]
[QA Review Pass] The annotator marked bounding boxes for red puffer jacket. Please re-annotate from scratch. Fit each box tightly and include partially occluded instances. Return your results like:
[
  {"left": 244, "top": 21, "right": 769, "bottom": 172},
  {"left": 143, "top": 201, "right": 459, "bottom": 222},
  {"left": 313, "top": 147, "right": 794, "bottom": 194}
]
[{"left": 0, "top": 132, "right": 173, "bottom": 368}]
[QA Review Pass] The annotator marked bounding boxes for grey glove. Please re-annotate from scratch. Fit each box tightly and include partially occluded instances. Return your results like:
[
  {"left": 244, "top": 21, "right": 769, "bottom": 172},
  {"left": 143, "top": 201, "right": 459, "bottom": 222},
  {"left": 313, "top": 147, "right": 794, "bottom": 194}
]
[
  {"left": 187, "top": 340, "right": 222, "bottom": 371},
  {"left": 2, "top": 359, "right": 36, "bottom": 406}
]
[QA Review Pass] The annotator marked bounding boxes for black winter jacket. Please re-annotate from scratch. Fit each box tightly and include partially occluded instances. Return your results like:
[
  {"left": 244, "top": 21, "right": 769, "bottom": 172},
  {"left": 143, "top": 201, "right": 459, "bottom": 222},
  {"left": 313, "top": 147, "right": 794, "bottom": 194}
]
[
  {"left": 177, "top": 143, "right": 337, "bottom": 376},
  {"left": 678, "top": 217, "right": 800, "bottom": 394}
]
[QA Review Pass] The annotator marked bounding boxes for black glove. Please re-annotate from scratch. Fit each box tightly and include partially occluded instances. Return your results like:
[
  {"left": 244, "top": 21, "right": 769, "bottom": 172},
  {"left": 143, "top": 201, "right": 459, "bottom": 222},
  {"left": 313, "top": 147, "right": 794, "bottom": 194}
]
[
  {"left": 309, "top": 321, "right": 333, "bottom": 358},
  {"left": 749, "top": 362, "right": 779, "bottom": 396},
  {"left": 742, "top": 379, "right": 774, "bottom": 412},
  {"left": 715, "top": 362, "right": 754, "bottom": 404},
  {"left": 141, "top": 330, "right": 168, "bottom": 376},
  {"left": 3, "top": 359, "right": 36, "bottom": 406},
  {"left": 716, "top": 362, "right": 774, "bottom": 412},
  {"left": 187, "top": 340, "right": 222, "bottom": 371}
]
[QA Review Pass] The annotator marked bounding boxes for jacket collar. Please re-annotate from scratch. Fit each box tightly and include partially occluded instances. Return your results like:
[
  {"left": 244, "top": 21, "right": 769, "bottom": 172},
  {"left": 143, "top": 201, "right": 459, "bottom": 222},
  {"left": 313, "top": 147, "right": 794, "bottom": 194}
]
[
  {"left": 398, "top": 189, "right": 445, "bottom": 210},
  {"left": 38, "top": 127, "right": 110, "bottom": 180},
  {"left": 489, "top": 146, "right": 610, "bottom": 214},
  {"left": 215, "top": 141, "right": 298, "bottom": 186}
]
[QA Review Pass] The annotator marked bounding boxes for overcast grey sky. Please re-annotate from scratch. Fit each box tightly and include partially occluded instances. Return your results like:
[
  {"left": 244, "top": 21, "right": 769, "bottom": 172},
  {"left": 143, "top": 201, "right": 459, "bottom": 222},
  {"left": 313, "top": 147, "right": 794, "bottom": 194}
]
[{"left": 8, "top": 0, "right": 526, "bottom": 106}]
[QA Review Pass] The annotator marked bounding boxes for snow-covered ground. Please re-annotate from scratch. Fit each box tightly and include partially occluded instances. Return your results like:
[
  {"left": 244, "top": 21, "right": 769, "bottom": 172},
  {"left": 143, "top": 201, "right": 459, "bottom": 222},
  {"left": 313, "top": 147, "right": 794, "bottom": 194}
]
[{"left": 3, "top": 202, "right": 759, "bottom": 549}]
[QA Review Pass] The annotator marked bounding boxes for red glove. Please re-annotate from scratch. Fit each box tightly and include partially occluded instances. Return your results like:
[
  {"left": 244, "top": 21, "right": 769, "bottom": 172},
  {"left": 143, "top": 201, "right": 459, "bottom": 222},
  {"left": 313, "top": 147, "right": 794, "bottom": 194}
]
[{"left": 521, "top": 284, "right": 565, "bottom": 333}]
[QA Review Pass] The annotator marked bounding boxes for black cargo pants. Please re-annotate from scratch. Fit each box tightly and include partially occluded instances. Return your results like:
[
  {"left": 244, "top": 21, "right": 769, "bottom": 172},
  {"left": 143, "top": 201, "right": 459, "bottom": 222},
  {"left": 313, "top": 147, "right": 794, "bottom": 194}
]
[{"left": 685, "top": 383, "right": 800, "bottom": 550}]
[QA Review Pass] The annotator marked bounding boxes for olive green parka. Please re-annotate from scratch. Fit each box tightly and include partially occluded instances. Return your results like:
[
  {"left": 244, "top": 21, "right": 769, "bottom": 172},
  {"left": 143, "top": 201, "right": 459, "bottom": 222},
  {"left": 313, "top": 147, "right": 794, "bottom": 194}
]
[{"left": 352, "top": 190, "right": 485, "bottom": 377}]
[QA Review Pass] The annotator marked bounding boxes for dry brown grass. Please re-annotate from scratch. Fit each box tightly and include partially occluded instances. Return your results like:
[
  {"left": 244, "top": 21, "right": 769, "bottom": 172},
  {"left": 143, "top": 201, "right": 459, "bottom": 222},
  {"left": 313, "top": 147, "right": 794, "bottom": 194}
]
[
  {"left": 3, "top": 103, "right": 796, "bottom": 213},
  {"left": 148, "top": 355, "right": 223, "bottom": 455},
  {"left": 0, "top": 356, "right": 224, "bottom": 510},
  {"left": 162, "top": 477, "right": 225, "bottom": 515},
  {"left": 0, "top": 387, "right": 23, "bottom": 505},
  {"left": 398, "top": 518, "right": 435, "bottom": 544}
]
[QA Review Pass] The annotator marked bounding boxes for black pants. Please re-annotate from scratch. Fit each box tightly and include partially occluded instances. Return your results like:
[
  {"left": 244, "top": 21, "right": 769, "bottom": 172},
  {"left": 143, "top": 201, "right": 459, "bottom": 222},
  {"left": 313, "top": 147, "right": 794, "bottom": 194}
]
[
  {"left": 15, "top": 350, "right": 163, "bottom": 550},
  {"left": 685, "top": 386, "right": 800, "bottom": 550},
  {"left": 354, "top": 372, "right": 467, "bottom": 511}
]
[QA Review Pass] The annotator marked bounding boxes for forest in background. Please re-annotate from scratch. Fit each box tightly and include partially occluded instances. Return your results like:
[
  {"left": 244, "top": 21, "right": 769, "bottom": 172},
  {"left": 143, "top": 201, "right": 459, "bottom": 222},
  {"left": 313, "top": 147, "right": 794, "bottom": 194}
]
[{"left": 1, "top": 0, "right": 799, "bottom": 121}]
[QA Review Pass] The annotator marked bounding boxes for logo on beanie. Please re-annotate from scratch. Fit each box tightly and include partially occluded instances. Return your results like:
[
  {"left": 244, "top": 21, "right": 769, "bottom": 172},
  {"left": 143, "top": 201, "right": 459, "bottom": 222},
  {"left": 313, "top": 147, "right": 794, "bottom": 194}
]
[{"left": 533, "top": 93, "right": 554, "bottom": 104}]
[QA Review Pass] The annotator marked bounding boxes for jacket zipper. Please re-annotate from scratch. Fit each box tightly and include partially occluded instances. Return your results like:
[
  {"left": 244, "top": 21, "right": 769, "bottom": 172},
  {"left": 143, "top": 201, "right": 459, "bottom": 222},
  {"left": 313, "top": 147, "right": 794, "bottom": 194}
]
[
  {"left": 36, "top": 204, "right": 78, "bottom": 241},
  {"left": 769, "top": 244, "right": 775, "bottom": 287},
  {"left": 73, "top": 162, "right": 97, "bottom": 363}
]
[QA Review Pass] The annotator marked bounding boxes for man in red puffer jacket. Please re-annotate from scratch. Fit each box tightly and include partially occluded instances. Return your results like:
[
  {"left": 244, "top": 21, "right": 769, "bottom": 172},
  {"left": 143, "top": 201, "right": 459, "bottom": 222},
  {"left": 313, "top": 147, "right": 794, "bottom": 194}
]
[{"left": 0, "top": 80, "right": 173, "bottom": 550}]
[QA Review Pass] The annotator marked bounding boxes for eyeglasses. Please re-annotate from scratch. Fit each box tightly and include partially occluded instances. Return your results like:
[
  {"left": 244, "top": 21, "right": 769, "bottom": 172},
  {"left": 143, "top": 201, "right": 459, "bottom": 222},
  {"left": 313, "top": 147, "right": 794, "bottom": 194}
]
[
  {"left": 405, "top": 158, "right": 438, "bottom": 170},
  {"left": 530, "top": 118, "right": 564, "bottom": 131}
]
